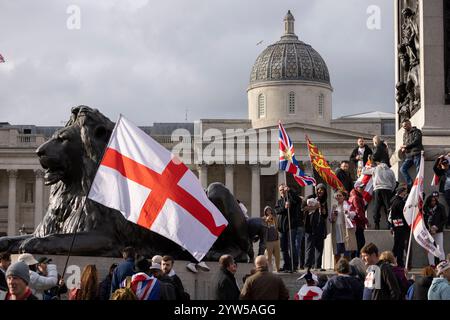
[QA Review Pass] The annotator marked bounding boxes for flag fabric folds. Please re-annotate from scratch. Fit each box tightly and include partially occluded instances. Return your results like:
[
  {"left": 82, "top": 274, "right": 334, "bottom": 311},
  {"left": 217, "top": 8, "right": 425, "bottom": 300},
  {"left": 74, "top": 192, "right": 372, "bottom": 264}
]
[
  {"left": 88, "top": 115, "right": 228, "bottom": 261},
  {"left": 305, "top": 135, "right": 344, "bottom": 192},
  {"left": 430, "top": 174, "right": 440, "bottom": 187},
  {"left": 403, "top": 153, "right": 442, "bottom": 258},
  {"left": 278, "top": 122, "right": 316, "bottom": 187}
]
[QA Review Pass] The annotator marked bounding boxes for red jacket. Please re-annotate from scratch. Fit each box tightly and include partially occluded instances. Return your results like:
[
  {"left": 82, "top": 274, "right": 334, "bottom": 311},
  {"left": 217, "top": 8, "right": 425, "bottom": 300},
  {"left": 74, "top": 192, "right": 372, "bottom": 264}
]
[{"left": 348, "top": 189, "right": 368, "bottom": 229}]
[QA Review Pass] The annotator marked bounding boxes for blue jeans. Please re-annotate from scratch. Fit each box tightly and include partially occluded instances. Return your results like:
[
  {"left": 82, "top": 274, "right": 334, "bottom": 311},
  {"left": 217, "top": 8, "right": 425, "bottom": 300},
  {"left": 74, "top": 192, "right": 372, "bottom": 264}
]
[
  {"left": 280, "top": 228, "right": 298, "bottom": 270},
  {"left": 400, "top": 154, "right": 421, "bottom": 187},
  {"left": 295, "top": 226, "right": 305, "bottom": 268}
]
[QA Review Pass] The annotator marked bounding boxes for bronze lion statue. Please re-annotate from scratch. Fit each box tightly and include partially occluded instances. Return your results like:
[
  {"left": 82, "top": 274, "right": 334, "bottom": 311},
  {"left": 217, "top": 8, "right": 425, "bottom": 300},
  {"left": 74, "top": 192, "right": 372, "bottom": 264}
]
[{"left": 0, "top": 106, "right": 250, "bottom": 261}]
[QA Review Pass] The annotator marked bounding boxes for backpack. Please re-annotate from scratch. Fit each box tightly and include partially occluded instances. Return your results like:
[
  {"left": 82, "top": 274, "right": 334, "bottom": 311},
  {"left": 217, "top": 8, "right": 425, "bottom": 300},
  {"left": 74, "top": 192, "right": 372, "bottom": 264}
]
[{"left": 110, "top": 276, "right": 137, "bottom": 300}]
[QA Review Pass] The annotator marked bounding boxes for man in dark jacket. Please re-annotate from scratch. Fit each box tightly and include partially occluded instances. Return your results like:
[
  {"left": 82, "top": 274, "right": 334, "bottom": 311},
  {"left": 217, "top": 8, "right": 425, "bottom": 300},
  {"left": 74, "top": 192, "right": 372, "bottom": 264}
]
[
  {"left": 214, "top": 255, "right": 240, "bottom": 300},
  {"left": 372, "top": 136, "right": 391, "bottom": 167},
  {"left": 161, "top": 255, "right": 189, "bottom": 300},
  {"left": 388, "top": 187, "right": 409, "bottom": 268},
  {"left": 335, "top": 161, "right": 353, "bottom": 194},
  {"left": 400, "top": 119, "right": 424, "bottom": 190},
  {"left": 303, "top": 184, "right": 328, "bottom": 270},
  {"left": 0, "top": 252, "right": 11, "bottom": 291},
  {"left": 111, "top": 246, "right": 136, "bottom": 293},
  {"left": 274, "top": 184, "right": 299, "bottom": 272},
  {"left": 350, "top": 138, "right": 373, "bottom": 177},
  {"left": 423, "top": 192, "right": 447, "bottom": 265},
  {"left": 321, "top": 258, "right": 363, "bottom": 300},
  {"left": 98, "top": 263, "right": 118, "bottom": 300},
  {"left": 361, "top": 243, "right": 401, "bottom": 300}
]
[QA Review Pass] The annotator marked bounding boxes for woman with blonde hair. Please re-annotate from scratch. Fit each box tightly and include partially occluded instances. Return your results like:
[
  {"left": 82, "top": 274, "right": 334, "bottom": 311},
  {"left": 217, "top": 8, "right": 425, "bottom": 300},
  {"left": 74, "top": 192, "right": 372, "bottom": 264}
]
[
  {"left": 379, "top": 251, "right": 408, "bottom": 298},
  {"left": 263, "top": 206, "right": 281, "bottom": 272},
  {"left": 330, "top": 190, "right": 357, "bottom": 265},
  {"left": 70, "top": 264, "right": 99, "bottom": 300}
]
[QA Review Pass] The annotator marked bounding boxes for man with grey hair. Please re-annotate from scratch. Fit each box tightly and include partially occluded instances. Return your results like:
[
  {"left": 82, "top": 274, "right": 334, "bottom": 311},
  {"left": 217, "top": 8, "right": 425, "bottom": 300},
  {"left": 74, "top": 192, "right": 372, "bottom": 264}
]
[
  {"left": 3, "top": 261, "right": 38, "bottom": 300},
  {"left": 240, "top": 255, "right": 289, "bottom": 300}
]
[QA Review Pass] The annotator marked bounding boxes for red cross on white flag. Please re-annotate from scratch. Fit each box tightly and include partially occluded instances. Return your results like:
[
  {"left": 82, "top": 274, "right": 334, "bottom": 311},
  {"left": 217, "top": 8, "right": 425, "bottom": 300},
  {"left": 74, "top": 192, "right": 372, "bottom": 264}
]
[{"left": 88, "top": 115, "right": 228, "bottom": 261}]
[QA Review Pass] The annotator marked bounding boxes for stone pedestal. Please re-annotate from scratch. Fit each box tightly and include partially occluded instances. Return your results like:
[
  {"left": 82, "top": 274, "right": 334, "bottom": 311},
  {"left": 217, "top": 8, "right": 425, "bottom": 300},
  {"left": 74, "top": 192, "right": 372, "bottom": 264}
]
[{"left": 394, "top": 0, "right": 450, "bottom": 195}]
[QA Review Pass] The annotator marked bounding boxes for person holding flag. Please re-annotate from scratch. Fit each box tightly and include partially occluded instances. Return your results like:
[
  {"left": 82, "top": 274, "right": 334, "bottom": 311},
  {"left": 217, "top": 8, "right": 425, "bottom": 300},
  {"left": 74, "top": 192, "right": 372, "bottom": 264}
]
[
  {"left": 423, "top": 192, "right": 447, "bottom": 266},
  {"left": 403, "top": 151, "right": 444, "bottom": 269},
  {"left": 277, "top": 122, "right": 315, "bottom": 272}
]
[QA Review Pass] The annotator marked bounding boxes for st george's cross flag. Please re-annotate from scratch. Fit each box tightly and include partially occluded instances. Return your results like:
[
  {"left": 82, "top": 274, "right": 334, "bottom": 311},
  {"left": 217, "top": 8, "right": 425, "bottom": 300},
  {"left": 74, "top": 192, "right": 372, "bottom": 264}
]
[
  {"left": 88, "top": 115, "right": 228, "bottom": 261},
  {"left": 403, "top": 153, "right": 442, "bottom": 258},
  {"left": 278, "top": 121, "right": 316, "bottom": 187}
]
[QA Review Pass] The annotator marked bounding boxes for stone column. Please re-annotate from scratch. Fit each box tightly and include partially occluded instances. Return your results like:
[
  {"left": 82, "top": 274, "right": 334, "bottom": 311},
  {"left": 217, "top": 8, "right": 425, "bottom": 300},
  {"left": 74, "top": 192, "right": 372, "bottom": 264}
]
[
  {"left": 7, "top": 169, "right": 18, "bottom": 236},
  {"left": 251, "top": 165, "right": 260, "bottom": 217},
  {"left": 197, "top": 164, "right": 208, "bottom": 189},
  {"left": 224, "top": 165, "right": 234, "bottom": 194},
  {"left": 34, "top": 169, "right": 45, "bottom": 228}
]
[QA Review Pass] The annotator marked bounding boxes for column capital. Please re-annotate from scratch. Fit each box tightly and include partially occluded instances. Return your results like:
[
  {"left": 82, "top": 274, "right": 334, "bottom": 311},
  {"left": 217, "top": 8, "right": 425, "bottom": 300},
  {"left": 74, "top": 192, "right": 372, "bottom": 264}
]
[
  {"left": 7, "top": 169, "right": 18, "bottom": 178},
  {"left": 34, "top": 169, "right": 45, "bottom": 178}
]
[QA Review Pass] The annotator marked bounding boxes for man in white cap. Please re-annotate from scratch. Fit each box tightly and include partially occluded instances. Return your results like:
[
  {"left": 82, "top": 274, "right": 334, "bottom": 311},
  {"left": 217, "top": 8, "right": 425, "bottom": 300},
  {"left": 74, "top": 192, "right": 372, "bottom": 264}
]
[
  {"left": 18, "top": 253, "right": 58, "bottom": 299},
  {"left": 3, "top": 261, "right": 38, "bottom": 300},
  {"left": 428, "top": 260, "right": 450, "bottom": 300},
  {"left": 150, "top": 262, "right": 176, "bottom": 300}
]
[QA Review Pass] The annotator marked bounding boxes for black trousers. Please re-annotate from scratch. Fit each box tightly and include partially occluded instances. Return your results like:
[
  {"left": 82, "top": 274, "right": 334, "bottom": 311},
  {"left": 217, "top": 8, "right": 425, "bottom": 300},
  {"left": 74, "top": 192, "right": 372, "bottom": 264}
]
[
  {"left": 373, "top": 189, "right": 392, "bottom": 225},
  {"left": 393, "top": 228, "right": 409, "bottom": 268},
  {"left": 355, "top": 227, "right": 366, "bottom": 257},
  {"left": 305, "top": 233, "right": 324, "bottom": 269}
]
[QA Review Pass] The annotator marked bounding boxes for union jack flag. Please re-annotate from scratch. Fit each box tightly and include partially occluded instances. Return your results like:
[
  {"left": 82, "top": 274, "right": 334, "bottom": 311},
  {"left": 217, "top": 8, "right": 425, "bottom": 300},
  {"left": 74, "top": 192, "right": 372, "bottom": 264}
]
[{"left": 278, "top": 121, "right": 316, "bottom": 187}]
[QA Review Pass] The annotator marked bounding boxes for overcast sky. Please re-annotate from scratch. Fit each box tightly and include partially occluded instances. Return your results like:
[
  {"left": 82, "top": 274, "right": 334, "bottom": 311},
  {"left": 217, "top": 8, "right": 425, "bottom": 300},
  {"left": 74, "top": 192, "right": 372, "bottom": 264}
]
[{"left": 0, "top": 0, "right": 394, "bottom": 126}]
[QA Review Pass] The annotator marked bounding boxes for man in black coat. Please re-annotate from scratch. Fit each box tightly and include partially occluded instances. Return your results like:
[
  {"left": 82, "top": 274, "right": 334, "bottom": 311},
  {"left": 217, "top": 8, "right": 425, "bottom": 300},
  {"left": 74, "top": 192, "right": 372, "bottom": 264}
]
[
  {"left": 161, "top": 255, "right": 189, "bottom": 300},
  {"left": 388, "top": 187, "right": 409, "bottom": 268},
  {"left": 0, "top": 252, "right": 11, "bottom": 291},
  {"left": 274, "top": 184, "right": 300, "bottom": 272},
  {"left": 335, "top": 161, "right": 353, "bottom": 194},
  {"left": 214, "top": 255, "right": 240, "bottom": 300},
  {"left": 350, "top": 137, "right": 373, "bottom": 177}
]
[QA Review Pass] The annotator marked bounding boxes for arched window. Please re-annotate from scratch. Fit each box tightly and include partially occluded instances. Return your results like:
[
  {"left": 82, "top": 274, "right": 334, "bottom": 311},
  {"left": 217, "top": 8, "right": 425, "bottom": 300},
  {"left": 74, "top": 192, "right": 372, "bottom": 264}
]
[
  {"left": 288, "top": 92, "right": 295, "bottom": 114},
  {"left": 258, "top": 94, "right": 266, "bottom": 118},
  {"left": 318, "top": 93, "right": 324, "bottom": 117}
]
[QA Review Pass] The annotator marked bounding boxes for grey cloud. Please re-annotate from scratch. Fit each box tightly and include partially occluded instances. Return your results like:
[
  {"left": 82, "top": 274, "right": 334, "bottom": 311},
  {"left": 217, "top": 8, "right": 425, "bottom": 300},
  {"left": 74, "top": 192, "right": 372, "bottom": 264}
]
[{"left": 0, "top": 0, "right": 394, "bottom": 125}]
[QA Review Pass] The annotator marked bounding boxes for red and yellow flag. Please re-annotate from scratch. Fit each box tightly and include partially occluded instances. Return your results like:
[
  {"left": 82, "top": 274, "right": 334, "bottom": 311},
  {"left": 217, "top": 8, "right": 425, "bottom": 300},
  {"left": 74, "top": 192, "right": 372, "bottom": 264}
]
[{"left": 305, "top": 135, "right": 344, "bottom": 192}]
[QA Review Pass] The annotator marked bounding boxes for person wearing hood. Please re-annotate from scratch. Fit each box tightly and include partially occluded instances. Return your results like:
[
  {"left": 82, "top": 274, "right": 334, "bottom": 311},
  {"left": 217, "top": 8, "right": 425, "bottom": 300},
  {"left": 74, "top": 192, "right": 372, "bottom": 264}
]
[
  {"left": 428, "top": 260, "right": 450, "bottom": 300},
  {"left": 321, "top": 258, "right": 363, "bottom": 300},
  {"left": 274, "top": 183, "right": 300, "bottom": 272},
  {"left": 363, "top": 161, "right": 396, "bottom": 230},
  {"left": 302, "top": 183, "right": 328, "bottom": 270},
  {"left": 213, "top": 254, "right": 240, "bottom": 300},
  {"left": 263, "top": 206, "right": 281, "bottom": 272}
]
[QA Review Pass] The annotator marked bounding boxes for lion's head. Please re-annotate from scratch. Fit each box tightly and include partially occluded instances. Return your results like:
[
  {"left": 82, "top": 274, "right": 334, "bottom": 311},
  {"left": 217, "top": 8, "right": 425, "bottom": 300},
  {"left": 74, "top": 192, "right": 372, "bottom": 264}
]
[{"left": 36, "top": 106, "right": 114, "bottom": 193}]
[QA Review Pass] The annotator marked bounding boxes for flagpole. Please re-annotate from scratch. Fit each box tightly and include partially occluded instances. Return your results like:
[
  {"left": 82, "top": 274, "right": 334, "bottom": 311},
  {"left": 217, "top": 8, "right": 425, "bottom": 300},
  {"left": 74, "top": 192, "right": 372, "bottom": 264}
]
[
  {"left": 59, "top": 114, "right": 123, "bottom": 292},
  {"left": 405, "top": 151, "right": 424, "bottom": 270},
  {"left": 405, "top": 207, "right": 415, "bottom": 271},
  {"left": 284, "top": 171, "right": 295, "bottom": 273}
]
